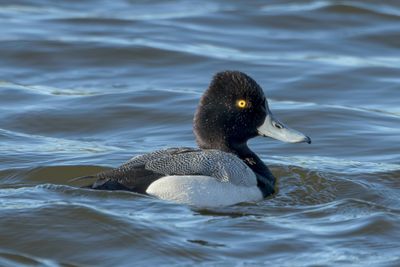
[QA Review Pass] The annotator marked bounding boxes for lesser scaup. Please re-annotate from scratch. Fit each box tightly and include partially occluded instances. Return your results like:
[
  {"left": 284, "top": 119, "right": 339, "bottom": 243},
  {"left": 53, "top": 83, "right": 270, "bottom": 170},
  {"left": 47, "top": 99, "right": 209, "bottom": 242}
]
[{"left": 79, "top": 71, "right": 311, "bottom": 207}]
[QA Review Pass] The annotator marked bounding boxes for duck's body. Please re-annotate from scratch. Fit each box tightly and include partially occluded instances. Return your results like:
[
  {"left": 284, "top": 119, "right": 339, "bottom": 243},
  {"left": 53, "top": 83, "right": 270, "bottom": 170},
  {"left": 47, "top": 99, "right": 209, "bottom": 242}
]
[
  {"left": 82, "top": 71, "right": 310, "bottom": 207},
  {"left": 89, "top": 147, "right": 273, "bottom": 207}
]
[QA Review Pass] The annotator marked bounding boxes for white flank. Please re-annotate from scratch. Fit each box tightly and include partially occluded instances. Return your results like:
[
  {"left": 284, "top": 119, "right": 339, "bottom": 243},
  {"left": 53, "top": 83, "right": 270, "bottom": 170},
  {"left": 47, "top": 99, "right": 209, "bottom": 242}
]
[{"left": 146, "top": 175, "right": 263, "bottom": 208}]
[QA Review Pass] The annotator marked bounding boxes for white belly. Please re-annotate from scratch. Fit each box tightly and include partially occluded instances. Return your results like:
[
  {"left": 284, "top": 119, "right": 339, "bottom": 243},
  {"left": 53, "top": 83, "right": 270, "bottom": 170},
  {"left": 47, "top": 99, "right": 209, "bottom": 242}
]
[{"left": 146, "top": 175, "right": 263, "bottom": 208}]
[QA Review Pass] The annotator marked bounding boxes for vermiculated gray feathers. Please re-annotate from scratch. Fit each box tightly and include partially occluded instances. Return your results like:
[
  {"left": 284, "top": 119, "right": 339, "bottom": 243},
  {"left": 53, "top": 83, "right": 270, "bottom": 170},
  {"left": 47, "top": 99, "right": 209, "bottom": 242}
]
[
  {"left": 123, "top": 147, "right": 257, "bottom": 187},
  {"left": 122, "top": 147, "right": 196, "bottom": 167}
]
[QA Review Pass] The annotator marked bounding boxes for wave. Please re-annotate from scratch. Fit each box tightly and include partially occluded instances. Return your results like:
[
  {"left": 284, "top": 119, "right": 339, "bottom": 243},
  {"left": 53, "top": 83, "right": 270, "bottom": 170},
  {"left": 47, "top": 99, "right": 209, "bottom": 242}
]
[
  {"left": 262, "top": 1, "right": 400, "bottom": 18},
  {"left": 268, "top": 155, "right": 400, "bottom": 174},
  {"left": 0, "top": 80, "right": 97, "bottom": 96},
  {"left": 0, "top": 2, "right": 227, "bottom": 21}
]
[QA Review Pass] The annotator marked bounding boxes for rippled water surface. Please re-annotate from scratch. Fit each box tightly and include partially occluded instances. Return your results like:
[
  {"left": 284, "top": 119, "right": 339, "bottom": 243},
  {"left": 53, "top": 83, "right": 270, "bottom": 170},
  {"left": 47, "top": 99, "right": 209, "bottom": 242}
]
[{"left": 1, "top": 0, "right": 400, "bottom": 266}]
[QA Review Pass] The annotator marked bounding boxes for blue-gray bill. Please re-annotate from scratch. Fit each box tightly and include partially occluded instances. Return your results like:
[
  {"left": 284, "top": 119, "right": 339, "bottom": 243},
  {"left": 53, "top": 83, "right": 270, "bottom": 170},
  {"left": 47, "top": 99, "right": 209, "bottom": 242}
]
[{"left": 257, "top": 112, "right": 311, "bottom": 144}]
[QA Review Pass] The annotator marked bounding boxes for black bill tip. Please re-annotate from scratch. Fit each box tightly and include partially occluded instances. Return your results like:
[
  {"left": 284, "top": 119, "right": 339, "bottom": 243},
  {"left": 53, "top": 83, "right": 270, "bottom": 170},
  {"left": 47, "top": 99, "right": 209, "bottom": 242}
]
[{"left": 305, "top": 136, "right": 312, "bottom": 144}]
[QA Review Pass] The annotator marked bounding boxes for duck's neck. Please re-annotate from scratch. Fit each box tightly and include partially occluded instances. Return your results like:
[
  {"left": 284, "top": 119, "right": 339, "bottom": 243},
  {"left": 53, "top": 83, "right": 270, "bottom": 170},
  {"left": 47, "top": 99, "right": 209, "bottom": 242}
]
[{"left": 203, "top": 140, "right": 276, "bottom": 197}]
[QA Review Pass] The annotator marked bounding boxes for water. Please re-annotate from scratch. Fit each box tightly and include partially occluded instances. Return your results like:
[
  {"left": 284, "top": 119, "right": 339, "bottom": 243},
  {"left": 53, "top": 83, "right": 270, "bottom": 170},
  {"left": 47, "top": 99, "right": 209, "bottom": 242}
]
[{"left": 1, "top": 0, "right": 400, "bottom": 266}]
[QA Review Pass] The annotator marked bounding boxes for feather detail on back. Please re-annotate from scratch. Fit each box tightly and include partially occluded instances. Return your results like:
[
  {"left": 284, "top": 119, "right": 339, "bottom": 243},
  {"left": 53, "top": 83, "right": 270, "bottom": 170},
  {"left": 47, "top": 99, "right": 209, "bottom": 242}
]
[{"left": 89, "top": 147, "right": 257, "bottom": 193}]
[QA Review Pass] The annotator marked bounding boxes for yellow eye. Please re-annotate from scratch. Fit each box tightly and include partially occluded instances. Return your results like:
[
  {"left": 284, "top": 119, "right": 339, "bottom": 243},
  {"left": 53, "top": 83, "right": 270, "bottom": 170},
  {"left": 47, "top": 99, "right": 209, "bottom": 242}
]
[{"left": 237, "top": 99, "right": 247, "bottom": 108}]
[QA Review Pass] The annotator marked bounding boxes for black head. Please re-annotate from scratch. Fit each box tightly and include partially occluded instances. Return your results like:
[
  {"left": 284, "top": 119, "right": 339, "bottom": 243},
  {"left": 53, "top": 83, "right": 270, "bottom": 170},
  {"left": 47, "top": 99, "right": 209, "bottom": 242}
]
[
  {"left": 193, "top": 71, "right": 311, "bottom": 196},
  {"left": 194, "top": 71, "right": 267, "bottom": 150},
  {"left": 194, "top": 70, "right": 311, "bottom": 152}
]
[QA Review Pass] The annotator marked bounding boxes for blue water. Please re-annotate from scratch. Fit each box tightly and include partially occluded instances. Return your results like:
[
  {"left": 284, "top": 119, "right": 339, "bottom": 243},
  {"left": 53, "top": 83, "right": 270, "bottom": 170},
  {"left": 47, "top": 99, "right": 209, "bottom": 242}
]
[{"left": 1, "top": 1, "right": 400, "bottom": 266}]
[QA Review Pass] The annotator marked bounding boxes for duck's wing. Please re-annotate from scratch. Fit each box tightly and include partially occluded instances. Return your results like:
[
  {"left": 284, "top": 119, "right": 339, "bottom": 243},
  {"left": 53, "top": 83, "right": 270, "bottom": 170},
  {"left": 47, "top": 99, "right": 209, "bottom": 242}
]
[
  {"left": 145, "top": 149, "right": 257, "bottom": 186},
  {"left": 87, "top": 147, "right": 257, "bottom": 193},
  {"left": 89, "top": 147, "right": 196, "bottom": 193}
]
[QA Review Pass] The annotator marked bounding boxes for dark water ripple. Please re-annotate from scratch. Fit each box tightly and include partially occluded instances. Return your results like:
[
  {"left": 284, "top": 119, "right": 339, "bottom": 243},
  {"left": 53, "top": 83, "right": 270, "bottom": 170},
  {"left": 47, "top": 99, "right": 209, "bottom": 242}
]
[{"left": 1, "top": 0, "right": 400, "bottom": 266}]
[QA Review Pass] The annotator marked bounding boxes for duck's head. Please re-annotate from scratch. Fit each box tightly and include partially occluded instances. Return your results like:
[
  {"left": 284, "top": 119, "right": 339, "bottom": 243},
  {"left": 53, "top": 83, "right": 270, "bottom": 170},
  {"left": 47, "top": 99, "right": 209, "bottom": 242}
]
[{"left": 194, "top": 71, "right": 311, "bottom": 151}]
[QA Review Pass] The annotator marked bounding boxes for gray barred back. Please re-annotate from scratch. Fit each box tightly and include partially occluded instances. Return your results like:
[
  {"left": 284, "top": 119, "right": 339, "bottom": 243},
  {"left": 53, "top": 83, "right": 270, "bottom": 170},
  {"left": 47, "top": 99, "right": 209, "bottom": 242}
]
[{"left": 123, "top": 147, "right": 257, "bottom": 187}]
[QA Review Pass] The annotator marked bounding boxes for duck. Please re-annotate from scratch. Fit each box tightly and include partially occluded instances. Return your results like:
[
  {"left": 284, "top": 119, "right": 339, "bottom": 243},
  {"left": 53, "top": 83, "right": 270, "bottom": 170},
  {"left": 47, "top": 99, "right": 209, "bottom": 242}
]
[{"left": 78, "top": 71, "right": 311, "bottom": 207}]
